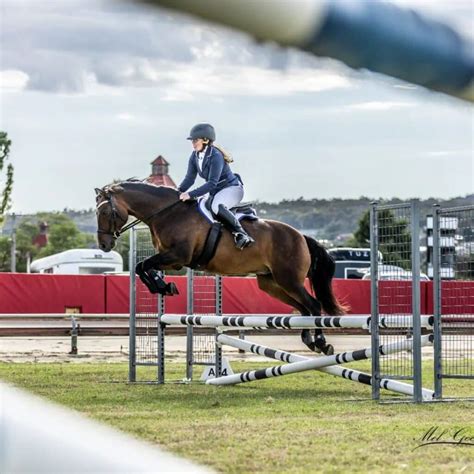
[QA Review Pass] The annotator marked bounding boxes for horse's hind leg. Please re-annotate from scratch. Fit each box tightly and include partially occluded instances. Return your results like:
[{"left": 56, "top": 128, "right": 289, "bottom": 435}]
[
  {"left": 270, "top": 269, "right": 334, "bottom": 355},
  {"left": 257, "top": 274, "right": 334, "bottom": 355},
  {"left": 257, "top": 274, "right": 307, "bottom": 314}
]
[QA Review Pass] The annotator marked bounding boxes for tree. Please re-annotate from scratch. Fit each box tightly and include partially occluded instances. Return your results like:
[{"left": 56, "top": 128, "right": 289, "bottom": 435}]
[
  {"left": 346, "top": 208, "right": 411, "bottom": 268},
  {"left": 0, "top": 131, "right": 14, "bottom": 226},
  {"left": 345, "top": 210, "right": 370, "bottom": 247},
  {"left": 0, "top": 213, "right": 96, "bottom": 272},
  {"left": 14, "top": 221, "right": 41, "bottom": 273},
  {"left": 377, "top": 210, "right": 411, "bottom": 269},
  {"left": 0, "top": 236, "right": 11, "bottom": 271},
  {"left": 38, "top": 220, "right": 95, "bottom": 258},
  {"left": 114, "top": 229, "right": 130, "bottom": 272}
]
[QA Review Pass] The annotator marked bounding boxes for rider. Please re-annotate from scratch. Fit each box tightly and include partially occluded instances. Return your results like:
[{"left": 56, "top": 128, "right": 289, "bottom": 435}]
[{"left": 178, "top": 123, "right": 254, "bottom": 250}]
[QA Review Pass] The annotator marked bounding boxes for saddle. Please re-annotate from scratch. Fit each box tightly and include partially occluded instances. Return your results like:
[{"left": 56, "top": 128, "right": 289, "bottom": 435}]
[
  {"left": 199, "top": 196, "right": 258, "bottom": 223},
  {"left": 190, "top": 197, "right": 258, "bottom": 269}
]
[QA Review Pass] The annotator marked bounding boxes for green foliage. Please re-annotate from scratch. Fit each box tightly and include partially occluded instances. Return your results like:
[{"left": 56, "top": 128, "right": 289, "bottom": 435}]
[
  {"left": 0, "top": 131, "right": 14, "bottom": 226},
  {"left": 344, "top": 209, "right": 370, "bottom": 247},
  {"left": 254, "top": 195, "right": 473, "bottom": 241},
  {"left": 350, "top": 209, "right": 370, "bottom": 247},
  {"left": 0, "top": 362, "right": 472, "bottom": 473},
  {"left": 38, "top": 220, "right": 95, "bottom": 258},
  {"left": 0, "top": 236, "right": 11, "bottom": 271},
  {"left": 340, "top": 208, "right": 411, "bottom": 267},
  {"left": 14, "top": 221, "right": 41, "bottom": 273},
  {"left": 0, "top": 212, "right": 96, "bottom": 272},
  {"left": 114, "top": 230, "right": 130, "bottom": 272},
  {"left": 377, "top": 209, "right": 411, "bottom": 269}
]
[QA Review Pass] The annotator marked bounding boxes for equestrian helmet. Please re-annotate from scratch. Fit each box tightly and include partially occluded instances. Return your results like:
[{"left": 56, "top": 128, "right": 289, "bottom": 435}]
[{"left": 187, "top": 123, "right": 216, "bottom": 142}]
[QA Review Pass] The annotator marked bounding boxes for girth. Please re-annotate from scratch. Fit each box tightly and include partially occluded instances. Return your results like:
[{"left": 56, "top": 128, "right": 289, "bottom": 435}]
[{"left": 189, "top": 222, "right": 223, "bottom": 269}]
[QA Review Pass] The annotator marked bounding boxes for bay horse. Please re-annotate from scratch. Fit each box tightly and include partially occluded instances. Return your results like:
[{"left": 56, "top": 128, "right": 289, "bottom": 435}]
[{"left": 95, "top": 180, "right": 347, "bottom": 354}]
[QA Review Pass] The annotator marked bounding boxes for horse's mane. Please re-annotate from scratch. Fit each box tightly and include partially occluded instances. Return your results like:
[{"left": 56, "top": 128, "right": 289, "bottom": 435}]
[{"left": 101, "top": 179, "right": 179, "bottom": 199}]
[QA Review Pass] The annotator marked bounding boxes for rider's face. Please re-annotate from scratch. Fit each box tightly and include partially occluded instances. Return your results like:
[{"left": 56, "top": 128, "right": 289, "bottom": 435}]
[{"left": 192, "top": 138, "right": 206, "bottom": 152}]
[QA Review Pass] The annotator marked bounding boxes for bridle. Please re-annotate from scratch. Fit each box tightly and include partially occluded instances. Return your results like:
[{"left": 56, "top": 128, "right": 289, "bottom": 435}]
[
  {"left": 96, "top": 192, "right": 184, "bottom": 240},
  {"left": 96, "top": 196, "right": 126, "bottom": 239}
]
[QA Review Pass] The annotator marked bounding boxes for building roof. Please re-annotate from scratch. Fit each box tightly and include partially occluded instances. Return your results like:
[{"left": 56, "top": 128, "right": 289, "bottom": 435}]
[
  {"left": 148, "top": 154, "right": 177, "bottom": 187},
  {"left": 146, "top": 174, "right": 177, "bottom": 187},
  {"left": 150, "top": 155, "right": 169, "bottom": 166}
]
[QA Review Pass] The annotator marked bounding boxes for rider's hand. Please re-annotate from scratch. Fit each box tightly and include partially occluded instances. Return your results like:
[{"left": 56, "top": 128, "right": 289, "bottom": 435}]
[{"left": 179, "top": 192, "right": 191, "bottom": 201}]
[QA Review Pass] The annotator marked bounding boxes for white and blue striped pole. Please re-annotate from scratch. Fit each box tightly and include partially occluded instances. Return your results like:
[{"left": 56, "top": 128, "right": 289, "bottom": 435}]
[{"left": 141, "top": 0, "right": 474, "bottom": 102}]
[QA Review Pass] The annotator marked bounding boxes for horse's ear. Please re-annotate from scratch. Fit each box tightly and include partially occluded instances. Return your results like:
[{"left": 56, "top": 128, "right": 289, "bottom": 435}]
[{"left": 95, "top": 188, "right": 104, "bottom": 196}]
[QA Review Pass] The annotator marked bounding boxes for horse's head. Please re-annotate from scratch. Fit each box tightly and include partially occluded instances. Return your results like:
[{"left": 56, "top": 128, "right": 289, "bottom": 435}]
[{"left": 95, "top": 183, "right": 129, "bottom": 252}]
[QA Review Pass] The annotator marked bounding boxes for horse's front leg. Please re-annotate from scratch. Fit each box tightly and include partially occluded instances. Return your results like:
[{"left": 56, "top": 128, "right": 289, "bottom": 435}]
[{"left": 135, "top": 251, "right": 183, "bottom": 296}]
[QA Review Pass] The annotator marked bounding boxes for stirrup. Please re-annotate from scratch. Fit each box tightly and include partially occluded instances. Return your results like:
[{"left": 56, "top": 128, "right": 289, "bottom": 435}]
[{"left": 233, "top": 232, "right": 254, "bottom": 250}]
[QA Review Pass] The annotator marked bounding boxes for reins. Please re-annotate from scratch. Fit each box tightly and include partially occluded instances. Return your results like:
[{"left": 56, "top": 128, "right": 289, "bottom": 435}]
[
  {"left": 97, "top": 194, "right": 186, "bottom": 239},
  {"left": 118, "top": 199, "right": 183, "bottom": 236}
]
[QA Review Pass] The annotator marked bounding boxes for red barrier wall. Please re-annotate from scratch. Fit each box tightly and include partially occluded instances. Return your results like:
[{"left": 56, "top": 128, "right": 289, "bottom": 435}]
[
  {"left": 0, "top": 273, "right": 105, "bottom": 313},
  {"left": 0, "top": 273, "right": 472, "bottom": 316},
  {"left": 105, "top": 275, "right": 130, "bottom": 314},
  {"left": 425, "top": 280, "right": 474, "bottom": 315}
]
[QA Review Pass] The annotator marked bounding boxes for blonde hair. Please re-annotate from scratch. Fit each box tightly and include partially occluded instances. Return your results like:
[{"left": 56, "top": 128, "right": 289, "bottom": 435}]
[{"left": 213, "top": 143, "right": 234, "bottom": 163}]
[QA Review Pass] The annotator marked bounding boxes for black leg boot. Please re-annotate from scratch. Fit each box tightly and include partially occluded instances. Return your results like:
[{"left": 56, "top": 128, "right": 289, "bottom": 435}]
[{"left": 216, "top": 204, "right": 255, "bottom": 250}]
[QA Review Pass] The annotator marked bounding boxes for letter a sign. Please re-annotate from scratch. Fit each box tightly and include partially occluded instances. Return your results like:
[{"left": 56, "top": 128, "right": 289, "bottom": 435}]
[{"left": 200, "top": 357, "right": 234, "bottom": 381}]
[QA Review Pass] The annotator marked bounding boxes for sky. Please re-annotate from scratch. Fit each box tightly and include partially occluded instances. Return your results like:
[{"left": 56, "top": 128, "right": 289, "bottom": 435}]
[{"left": 0, "top": 0, "right": 473, "bottom": 214}]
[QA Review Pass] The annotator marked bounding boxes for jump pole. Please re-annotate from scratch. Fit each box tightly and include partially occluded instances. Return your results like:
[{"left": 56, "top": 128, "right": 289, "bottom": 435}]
[
  {"left": 160, "top": 314, "right": 433, "bottom": 329},
  {"left": 213, "top": 335, "right": 435, "bottom": 400},
  {"left": 207, "top": 334, "right": 434, "bottom": 396}
]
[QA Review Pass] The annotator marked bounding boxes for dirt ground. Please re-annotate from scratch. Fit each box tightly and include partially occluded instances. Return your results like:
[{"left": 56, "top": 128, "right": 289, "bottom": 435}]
[{"left": 0, "top": 334, "right": 435, "bottom": 364}]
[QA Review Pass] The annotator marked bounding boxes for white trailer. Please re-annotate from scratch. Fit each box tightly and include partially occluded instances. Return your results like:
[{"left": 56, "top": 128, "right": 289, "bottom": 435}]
[{"left": 30, "top": 249, "right": 123, "bottom": 275}]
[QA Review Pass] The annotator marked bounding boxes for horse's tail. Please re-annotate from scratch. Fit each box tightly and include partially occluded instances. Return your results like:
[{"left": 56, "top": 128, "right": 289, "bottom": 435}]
[{"left": 304, "top": 235, "right": 348, "bottom": 316}]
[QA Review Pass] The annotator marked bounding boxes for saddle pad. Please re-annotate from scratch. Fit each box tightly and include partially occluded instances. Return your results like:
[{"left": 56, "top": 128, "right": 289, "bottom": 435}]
[{"left": 197, "top": 197, "right": 258, "bottom": 224}]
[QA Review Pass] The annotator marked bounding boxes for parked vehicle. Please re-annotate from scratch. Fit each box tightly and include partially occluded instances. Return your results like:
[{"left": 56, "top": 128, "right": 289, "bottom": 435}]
[
  {"left": 328, "top": 247, "right": 382, "bottom": 279},
  {"left": 361, "top": 264, "right": 430, "bottom": 281},
  {"left": 30, "top": 249, "right": 123, "bottom": 275}
]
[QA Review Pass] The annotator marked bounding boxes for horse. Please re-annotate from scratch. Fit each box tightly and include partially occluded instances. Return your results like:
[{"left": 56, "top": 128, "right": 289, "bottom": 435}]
[{"left": 95, "top": 180, "right": 347, "bottom": 354}]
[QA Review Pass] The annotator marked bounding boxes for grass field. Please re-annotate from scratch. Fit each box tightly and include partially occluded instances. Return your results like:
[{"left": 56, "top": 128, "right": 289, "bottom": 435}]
[{"left": 1, "top": 361, "right": 473, "bottom": 473}]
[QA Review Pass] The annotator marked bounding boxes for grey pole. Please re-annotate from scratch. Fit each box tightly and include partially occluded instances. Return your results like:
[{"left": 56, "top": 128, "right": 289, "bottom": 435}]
[
  {"left": 128, "top": 227, "right": 137, "bottom": 383},
  {"left": 214, "top": 275, "right": 223, "bottom": 377},
  {"left": 10, "top": 213, "right": 16, "bottom": 273},
  {"left": 185, "top": 268, "right": 194, "bottom": 381},
  {"left": 157, "top": 283, "right": 165, "bottom": 384},
  {"left": 411, "top": 200, "right": 423, "bottom": 403},
  {"left": 432, "top": 204, "right": 442, "bottom": 398},
  {"left": 370, "top": 202, "right": 380, "bottom": 400}
]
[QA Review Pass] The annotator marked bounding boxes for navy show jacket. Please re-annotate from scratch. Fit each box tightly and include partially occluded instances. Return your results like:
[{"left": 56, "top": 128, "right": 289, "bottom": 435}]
[{"left": 178, "top": 145, "right": 239, "bottom": 198}]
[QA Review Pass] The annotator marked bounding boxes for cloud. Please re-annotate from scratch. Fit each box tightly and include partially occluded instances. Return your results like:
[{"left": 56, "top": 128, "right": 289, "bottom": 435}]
[
  {"left": 0, "top": 70, "right": 29, "bottom": 91},
  {"left": 418, "top": 149, "right": 473, "bottom": 158},
  {"left": 346, "top": 101, "right": 416, "bottom": 111},
  {"left": 148, "top": 63, "right": 351, "bottom": 100},
  {"left": 115, "top": 113, "right": 136, "bottom": 121},
  {"left": 0, "top": 0, "right": 351, "bottom": 96}
]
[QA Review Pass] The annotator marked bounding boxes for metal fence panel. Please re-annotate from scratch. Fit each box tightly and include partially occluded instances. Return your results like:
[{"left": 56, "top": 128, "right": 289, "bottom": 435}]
[
  {"left": 433, "top": 205, "right": 474, "bottom": 398},
  {"left": 190, "top": 270, "right": 221, "bottom": 373},
  {"left": 370, "top": 201, "right": 422, "bottom": 401},
  {"left": 129, "top": 226, "right": 162, "bottom": 382}
]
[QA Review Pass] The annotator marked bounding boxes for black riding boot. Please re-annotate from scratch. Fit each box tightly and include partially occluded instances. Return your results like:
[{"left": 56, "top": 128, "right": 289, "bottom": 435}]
[{"left": 216, "top": 204, "right": 255, "bottom": 250}]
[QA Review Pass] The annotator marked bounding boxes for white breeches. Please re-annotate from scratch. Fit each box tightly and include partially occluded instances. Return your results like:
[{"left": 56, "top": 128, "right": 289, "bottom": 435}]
[{"left": 211, "top": 185, "right": 244, "bottom": 214}]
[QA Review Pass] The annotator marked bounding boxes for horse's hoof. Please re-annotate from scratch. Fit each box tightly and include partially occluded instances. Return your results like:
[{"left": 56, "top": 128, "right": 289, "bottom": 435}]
[
  {"left": 302, "top": 340, "right": 318, "bottom": 352},
  {"left": 323, "top": 344, "right": 334, "bottom": 356},
  {"left": 301, "top": 330, "right": 315, "bottom": 351},
  {"left": 166, "top": 282, "right": 179, "bottom": 296}
]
